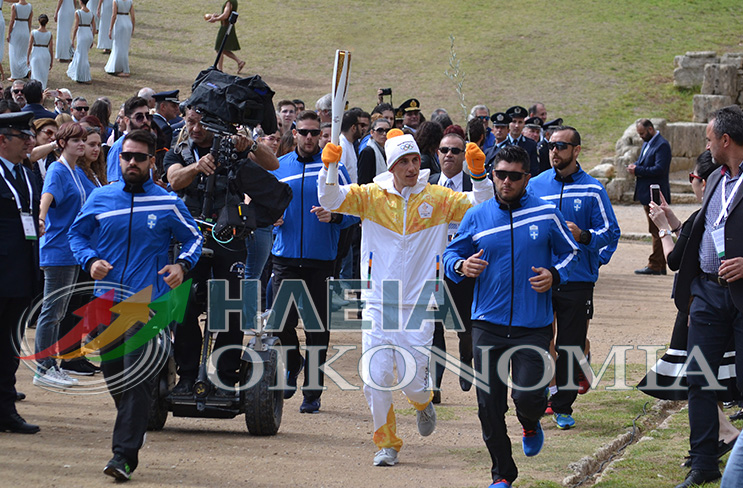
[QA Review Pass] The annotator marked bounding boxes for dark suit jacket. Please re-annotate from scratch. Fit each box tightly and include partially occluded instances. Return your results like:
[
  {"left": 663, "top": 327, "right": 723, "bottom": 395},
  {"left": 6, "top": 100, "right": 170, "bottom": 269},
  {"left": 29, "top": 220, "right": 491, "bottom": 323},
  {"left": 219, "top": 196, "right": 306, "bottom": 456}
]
[
  {"left": 483, "top": 136, "right": 539, "bottom": 177},
  {"left": 0, "top": 163, "right": 41, "bottom": 298},
  {"left": 674, "top": 168, "right": 743, "bottom": 312},
  {"left": 428, "top": 171, "right": 474, "bottom": 324},
  {"left": 633, "top": 132, "right": 672, "bottom": 205},
  {"left": 428, "top": 171, "right": 473, "bottom": 191},
  {"left": 537, "top": 139, "right": 551, "bottom": 174}
]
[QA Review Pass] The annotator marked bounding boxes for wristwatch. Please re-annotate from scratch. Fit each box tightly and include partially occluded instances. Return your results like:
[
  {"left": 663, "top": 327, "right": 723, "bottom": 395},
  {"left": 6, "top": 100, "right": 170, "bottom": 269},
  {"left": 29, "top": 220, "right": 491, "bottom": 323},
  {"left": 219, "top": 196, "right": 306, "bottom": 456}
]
[
  {"left": 248, "top": 140, "right": 258, "bottom": 153},
  {"left": 579, "top": 230, "right": 591, "bottom": 245},
  {"left": 454, "top": 259, "right": 465, "bottom": 276},
  {"left": 658, "top": 228, "right": 673, "bottom": 238}
]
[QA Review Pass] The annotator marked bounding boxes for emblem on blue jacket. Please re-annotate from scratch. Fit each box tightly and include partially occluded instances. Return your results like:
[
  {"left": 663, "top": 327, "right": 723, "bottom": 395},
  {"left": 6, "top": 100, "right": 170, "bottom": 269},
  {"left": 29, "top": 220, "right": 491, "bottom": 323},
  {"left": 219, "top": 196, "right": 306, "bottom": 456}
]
[
  {"left": 574, "top": 198, "right": 582, "bottom": 212},
  {"left": 529, "top": 224, "right": 539, "bottom": 240},
  {"left": 147, "top": 214, "right": 157, "bottom": 229}
]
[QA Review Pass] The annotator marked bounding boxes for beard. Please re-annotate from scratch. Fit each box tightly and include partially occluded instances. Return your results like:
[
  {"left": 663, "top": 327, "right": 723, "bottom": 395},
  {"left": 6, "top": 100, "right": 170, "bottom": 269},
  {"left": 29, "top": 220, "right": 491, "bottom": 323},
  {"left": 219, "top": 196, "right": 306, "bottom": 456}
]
[{"left": 123, "top": 167, "right": 149, "bottom": 185}]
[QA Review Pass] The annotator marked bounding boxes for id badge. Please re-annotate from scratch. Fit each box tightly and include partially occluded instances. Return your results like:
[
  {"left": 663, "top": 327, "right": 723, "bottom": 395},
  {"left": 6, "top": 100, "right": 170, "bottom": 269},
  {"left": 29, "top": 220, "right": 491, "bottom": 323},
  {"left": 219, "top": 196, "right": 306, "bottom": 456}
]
[
  {"left": 711, "top": 226, "right": 725, "bottom": 258},
  {"left": 21, "top": 212, "right": 37, "bottom": 240}
]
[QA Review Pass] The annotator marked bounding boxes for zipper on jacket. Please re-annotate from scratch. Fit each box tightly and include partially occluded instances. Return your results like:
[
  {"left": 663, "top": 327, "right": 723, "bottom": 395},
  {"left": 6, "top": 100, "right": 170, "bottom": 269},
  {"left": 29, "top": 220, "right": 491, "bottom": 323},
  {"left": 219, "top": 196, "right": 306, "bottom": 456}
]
[
  {"left": 120, "top": 192, "right": 134, "bottom": 289},
  {"left": 559, "top": 182, "right": 565, "bottom": 211},
  {"left": 299, "top": 162, "right": 305, "bottom": 266},
  {"left": 508, "top": 206, "right": 514, "bottom": 337}
]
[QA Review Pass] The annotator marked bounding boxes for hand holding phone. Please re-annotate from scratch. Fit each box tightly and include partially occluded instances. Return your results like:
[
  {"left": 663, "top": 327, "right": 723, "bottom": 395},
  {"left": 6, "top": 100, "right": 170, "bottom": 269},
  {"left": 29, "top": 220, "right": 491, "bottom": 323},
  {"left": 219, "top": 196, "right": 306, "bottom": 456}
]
[{"left": 650, "top": 184, "right": 661, "bottom": 205}]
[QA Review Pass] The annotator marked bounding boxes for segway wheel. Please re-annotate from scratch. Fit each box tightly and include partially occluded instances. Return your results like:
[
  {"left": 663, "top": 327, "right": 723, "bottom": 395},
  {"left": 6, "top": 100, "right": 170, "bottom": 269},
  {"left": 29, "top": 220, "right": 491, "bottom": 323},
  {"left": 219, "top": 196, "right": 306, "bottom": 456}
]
[
  {"left": 147, "top": 357, "right": 174, "bottom": 431},
  {"left": 241, "top": 348, "right": 283, "bottom": 435}
]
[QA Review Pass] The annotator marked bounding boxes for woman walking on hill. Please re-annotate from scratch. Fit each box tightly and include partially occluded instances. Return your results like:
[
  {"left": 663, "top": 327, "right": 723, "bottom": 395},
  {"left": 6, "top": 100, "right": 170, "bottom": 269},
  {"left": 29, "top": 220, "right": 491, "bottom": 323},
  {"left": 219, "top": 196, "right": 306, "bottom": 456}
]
[
  {"left": 95, "top": 0, "right": 111, "bottom": 52},
  {"left": 205, "top": 0, "right": 244, "bottom": 73},
  {"left": 27, "top": 14, "right": 53, "bottom": 88},
  {"left": 103, "top": 0, "right": 132, "bottom": 77},
  {"left": 7, "top": 0, "right": 32, "bottom": 80},
  {"left": 67, "top": 0, "right": 95, "bottom": 83},
  {"left": 54, "top": 0, "right": 75, "bottom": 62}
]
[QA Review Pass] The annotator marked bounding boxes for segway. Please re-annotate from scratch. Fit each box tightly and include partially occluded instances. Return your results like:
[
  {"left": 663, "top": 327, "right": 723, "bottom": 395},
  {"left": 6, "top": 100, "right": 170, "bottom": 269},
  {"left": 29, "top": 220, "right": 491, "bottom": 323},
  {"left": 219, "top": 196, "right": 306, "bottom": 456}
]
[{"left": 148, "top": 305, "right": 284, "bottom": 435}]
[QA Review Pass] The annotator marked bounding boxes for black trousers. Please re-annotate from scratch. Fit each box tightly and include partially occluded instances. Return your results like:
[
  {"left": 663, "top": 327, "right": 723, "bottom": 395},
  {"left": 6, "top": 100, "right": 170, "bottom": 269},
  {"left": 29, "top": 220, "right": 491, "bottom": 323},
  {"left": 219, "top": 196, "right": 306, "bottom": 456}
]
[
  {"left": 687, "top": 276, "right": 743, "bottom": 472},
  {"left": 0, "top": 296, "right": 30, "bottom": 419},
  {"left": 550, "top": 283, "right": 593, "bottom": 415},
  {"left": 473, "top": 322, "right": 552, "bottom": 484},
  {"left": 101, "top": 321, "right": 155, "bottom": 471},
  {"left": 271, "top": 259, "right": 333, "bottom": 401},
  {"left": 174, "top": 237, "right": 246, "bottom": 385},
  {"left": 432, "top": 275, "right": 474, "bottom": 388}
]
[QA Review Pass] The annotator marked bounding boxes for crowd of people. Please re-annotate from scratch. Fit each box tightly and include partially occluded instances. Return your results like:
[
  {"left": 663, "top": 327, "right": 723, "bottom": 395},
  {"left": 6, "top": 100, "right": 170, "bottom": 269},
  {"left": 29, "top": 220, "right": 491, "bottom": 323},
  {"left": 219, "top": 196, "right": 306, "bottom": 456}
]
[{"left": 1, "top": 73, "right": 743, "bottom": 488}]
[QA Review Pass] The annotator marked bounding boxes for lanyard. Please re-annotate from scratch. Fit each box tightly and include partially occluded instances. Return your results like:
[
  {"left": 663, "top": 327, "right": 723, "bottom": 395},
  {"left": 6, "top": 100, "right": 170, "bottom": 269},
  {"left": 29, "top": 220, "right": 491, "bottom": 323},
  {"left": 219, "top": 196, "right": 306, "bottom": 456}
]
[
  {"left": 60, "top": 156, "right": 86, "bottom": 209},
  {"left": 0, "top": 162, "right": 33, "bottom": 212},
  {"left": 714, "top": 172, "right": 743, "bottom": 227}
]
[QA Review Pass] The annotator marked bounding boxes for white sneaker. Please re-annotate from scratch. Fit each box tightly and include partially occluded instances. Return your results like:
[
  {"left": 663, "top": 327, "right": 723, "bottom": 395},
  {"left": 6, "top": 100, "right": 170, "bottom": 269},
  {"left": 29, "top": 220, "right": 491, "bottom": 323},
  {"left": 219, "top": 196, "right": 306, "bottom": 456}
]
[
  {"left": 57, "top": 368, "right": 79, "bottom": 385},
  {"left": 33, "top": 366, "right": 79, "bottom": 388},
  {"left": 373, "top": 448, "right": 398, "bottom": 466},
  {"left": 417, "top": 402, "right": 437, "bottom": 436}
]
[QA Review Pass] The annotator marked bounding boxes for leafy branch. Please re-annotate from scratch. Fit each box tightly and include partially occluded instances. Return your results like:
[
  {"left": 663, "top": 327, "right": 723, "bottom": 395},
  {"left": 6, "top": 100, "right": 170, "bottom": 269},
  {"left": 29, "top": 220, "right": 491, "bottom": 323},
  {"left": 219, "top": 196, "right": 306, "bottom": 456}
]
[{"left": 444, "top": 34, "right": 467, "bottom": 123}]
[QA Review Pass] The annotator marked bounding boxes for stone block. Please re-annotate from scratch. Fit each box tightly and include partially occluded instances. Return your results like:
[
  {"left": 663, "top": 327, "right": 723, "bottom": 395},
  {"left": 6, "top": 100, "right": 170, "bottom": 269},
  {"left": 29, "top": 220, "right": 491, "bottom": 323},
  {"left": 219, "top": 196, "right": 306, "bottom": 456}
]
[
  {"left": 605, "top": 178, "right": 628, "bottom": 202},
  {"left": 674, "top": 67, "right": 704, "bottom": 88},
  {"left": 590, "top": 163, "right": 616, "bottom": 180},
  {"left": 701, "top": 64, "right": 738, "bottom": 97},
  {"left": 663, "top": 122, "right": 708, "bottom": 158},
  {"left": 679, "top": 51, "right": 719, "bottom": 68},
  {"left": 693, "top": 94, "right": 733, "bottom": 123},
  {"left": 670, "top": 156, "right": 696, "bottom": 174},
  {"left": 721, "top": 52, "right": 743, "bottom": 68}
]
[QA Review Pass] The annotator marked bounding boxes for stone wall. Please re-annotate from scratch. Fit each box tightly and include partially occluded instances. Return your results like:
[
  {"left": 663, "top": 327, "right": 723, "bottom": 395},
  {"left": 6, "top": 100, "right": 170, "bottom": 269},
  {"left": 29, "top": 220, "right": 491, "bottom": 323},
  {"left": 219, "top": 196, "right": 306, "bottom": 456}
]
[
  {"left": 590, "top": 119, "right": 706, "bottom": 203},
  {"left": 594, "top": 51, "right": 741, "bottom": 202}
]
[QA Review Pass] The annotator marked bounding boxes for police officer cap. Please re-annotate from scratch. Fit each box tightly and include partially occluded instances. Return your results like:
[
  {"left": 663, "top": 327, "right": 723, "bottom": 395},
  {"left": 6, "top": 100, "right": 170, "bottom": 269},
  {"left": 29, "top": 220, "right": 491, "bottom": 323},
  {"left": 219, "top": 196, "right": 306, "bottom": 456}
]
[
  {"left": 152, "top": 90, "right": 180, "bottom": 103},
  {"left": 0, "top": 111, "right": 34, "bottom": 136},
  {"left": 395, "top": 108, "right": 404, "bottom": 120},
  {"left": 524, "top": 116, "right": 543, "bottom": 129},
  {"left": 506, "top": 106, "right": 527, "bottom": 119},
  {"left": 399, "top": 98, "right": 421, "bottom": 112},
  {"left": 543, "top": 118, "right": 564, "bottom": 130},
  {"left": 490, "top": 112, "right": 512, "bottom": 126}
]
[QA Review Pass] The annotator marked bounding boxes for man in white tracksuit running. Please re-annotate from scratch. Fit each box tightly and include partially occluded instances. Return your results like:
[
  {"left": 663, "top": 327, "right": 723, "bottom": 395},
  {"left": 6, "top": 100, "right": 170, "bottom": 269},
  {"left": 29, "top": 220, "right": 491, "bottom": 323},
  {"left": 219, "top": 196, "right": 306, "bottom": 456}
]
[{"left": 318, "top": 129, "right": 494, "bottom": 466}]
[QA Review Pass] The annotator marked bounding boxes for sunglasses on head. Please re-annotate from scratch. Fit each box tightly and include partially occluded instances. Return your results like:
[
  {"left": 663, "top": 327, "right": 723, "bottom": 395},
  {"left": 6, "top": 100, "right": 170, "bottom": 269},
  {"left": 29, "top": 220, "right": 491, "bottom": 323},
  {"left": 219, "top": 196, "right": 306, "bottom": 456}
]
[
  {"left": 547, "top": 141, "right": 577, "bottom": 151},
  {"left": 438, "top": 146, "right": 463, "bottom": 155},
  {"left": 689, "top": 172, "right": 703, "bottom": 183},
  {"left": 120, "top": 151, "right": 151, "bottom": 163},
  {"left": 493, "top": 170, "right": 529, "bottom": 181},
  {"left": 296, "top": 128, "right": 321, "bottom": 137},
  {"left": 131, "top": 112, "right": 152, "bottom": 122}
]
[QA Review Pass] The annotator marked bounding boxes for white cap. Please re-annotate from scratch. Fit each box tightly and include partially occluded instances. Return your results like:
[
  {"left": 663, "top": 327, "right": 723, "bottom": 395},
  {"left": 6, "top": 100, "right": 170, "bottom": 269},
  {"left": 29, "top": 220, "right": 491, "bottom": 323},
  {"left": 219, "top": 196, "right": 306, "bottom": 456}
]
[{"left": 384, "top": 130, "right": 419, "bottom": 170}]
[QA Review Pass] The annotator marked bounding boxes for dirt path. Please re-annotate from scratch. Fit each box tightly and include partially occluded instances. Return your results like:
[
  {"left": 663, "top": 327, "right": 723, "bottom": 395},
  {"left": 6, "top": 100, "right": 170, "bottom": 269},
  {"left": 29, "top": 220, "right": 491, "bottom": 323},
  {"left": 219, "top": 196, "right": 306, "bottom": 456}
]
[{"left": 3, "top": 205, "right": 691, "bottom": 487}]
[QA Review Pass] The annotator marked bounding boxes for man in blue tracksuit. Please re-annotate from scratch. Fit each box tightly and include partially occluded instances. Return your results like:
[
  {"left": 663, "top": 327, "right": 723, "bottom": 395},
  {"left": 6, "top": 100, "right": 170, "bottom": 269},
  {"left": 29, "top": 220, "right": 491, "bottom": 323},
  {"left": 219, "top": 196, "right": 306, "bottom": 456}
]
[
  {"left": 270, "top": 110, "right": 357, "bottom": 413},
  {"left": 529, "top": 126, "right": 620, "bottom": 430},
  {"left": 69, "top": 130, "right": 202, "bottom": 482},
  {"left": 444, "top": 145, "right": 579, "bottom": 488}
]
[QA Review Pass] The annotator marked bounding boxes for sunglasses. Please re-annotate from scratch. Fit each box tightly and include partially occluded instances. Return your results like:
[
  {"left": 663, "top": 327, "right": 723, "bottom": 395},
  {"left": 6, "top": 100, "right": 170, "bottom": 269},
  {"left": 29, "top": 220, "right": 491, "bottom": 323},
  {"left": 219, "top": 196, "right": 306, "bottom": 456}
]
[
  {"left": 40, "top": 128, "right": 56, "bottom": 137},
  {"left": 689, "top": 172, "right": 703, "bottom": 183},
  {"left": 120, "top": 151, "right": 151, "bottom": 163},
  {"left": 477, "top": 116, "right": 489, "bottom": 121},
  {"left": 438, "top": 146, "right": 463, "bottom": 155},
  {"left": 12, "top": 89, "right": 23, "bottom": 95},
  {"left": 547, "top": 141, "right": 577, "bottom": 151},
  {"left": 131, "top": 112, "right": 152, "bottom": 122},
  {"left": 5, "top": 132, "right": 31, "bottom": 141},
  {"left": 493, "top": 170, "right": 529, "bottom": 181},
  {"left": 73, "top": 106, "right": 89, "bottom": 112},
  {"left": 372, "top": 127, "right": 388, "bottom": 134},
  {"left": 296, "top": 128, "right": 321, "bottom": 137},
  {"left": 65, "top": 98, "right": 72, "bottom": 104}
]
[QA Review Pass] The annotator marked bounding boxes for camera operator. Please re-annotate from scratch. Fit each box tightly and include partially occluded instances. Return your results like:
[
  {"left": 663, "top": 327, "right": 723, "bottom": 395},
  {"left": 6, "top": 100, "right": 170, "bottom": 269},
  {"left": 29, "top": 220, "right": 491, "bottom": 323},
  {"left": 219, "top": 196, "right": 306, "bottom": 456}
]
[{"left": 163, "top": 106, "right": 279, "bottom": 395}]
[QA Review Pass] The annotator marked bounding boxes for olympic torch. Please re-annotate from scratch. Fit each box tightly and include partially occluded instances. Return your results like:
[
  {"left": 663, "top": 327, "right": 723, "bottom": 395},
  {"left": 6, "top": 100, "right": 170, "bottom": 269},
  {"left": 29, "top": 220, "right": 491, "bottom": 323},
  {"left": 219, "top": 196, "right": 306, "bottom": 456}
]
[{"left": 326, "top": 49, "right": 351, "bottom": 185}]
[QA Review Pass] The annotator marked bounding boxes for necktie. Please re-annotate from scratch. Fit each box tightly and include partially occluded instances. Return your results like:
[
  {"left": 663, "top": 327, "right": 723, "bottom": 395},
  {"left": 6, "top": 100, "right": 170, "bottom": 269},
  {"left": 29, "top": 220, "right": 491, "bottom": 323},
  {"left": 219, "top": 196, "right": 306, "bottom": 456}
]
[
  {"left": 444, "top": 179, "right": 455, "bottom": 190},
  {"left": 13, "top": 165, "right": 30, "bottom": 212}
]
